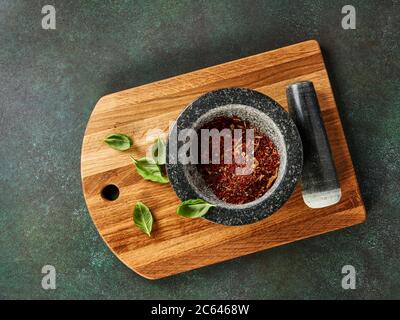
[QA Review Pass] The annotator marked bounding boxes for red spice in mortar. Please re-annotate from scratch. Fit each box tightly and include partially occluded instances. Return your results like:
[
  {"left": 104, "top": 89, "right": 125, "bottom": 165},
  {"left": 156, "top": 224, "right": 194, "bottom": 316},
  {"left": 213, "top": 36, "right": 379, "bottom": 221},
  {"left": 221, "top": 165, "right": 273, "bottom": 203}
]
[{"left": 198, "top": 116, "right": 280, "bottom": 204}]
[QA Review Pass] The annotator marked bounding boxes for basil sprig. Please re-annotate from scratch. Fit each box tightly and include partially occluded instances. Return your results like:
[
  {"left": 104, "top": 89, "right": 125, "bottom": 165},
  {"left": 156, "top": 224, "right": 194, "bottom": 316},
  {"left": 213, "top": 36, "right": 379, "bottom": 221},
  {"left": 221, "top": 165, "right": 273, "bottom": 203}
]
[
  {"left": 104, "top": 133, "right": 133, "bottom": 151},
  {"left": 131, "top": 156, "right": 169, "bottom": 184},
  {"left": 133, "top": 202, "right": 153, "bottom": 236},
  {"left": 176, "top": 199, "right": 215, "bottom": 218}
]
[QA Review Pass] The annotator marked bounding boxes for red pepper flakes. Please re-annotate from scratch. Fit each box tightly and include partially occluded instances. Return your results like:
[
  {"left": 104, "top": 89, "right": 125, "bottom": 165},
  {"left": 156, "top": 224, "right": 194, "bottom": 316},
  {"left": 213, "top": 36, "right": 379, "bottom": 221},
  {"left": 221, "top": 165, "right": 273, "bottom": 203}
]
[{"left": 198, "top": 116, "right": 280, "bottom": 204}]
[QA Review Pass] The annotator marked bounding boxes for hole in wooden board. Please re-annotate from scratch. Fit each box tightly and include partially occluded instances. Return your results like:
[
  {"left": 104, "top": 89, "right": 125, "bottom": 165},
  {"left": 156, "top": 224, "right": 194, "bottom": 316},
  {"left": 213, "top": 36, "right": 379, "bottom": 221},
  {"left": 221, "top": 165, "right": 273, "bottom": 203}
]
[{"left": 101, "top": 184, "right": 120, "bottom": 201}]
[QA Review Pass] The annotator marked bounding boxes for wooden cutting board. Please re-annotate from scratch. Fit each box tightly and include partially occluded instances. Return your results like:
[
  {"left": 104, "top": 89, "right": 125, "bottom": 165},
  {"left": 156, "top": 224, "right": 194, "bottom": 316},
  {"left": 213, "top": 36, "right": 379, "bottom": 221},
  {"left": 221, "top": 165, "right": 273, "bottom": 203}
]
[{"left": 81, "top": 40, "right": 366, "bottom": 279}]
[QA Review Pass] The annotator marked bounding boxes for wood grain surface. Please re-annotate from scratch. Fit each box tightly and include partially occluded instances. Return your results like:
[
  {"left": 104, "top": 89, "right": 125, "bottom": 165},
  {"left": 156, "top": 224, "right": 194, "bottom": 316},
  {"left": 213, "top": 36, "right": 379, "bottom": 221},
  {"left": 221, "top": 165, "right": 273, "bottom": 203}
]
[{"left": 81, "top": 40, "right": 366, "bottom": 279}]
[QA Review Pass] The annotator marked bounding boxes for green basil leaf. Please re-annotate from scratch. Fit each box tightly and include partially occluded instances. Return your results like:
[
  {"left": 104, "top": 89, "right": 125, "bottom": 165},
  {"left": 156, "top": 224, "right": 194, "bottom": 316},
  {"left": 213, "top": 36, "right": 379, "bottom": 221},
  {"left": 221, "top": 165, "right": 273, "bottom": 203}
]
[
  {"left": 176, "top": 199, "right": 215, "bottom": 218},
  {"left": 133, "top": 202, "right": 153, "bottom": 236},
  {"left": 131, "top": 156, "right": 169, "bottom": 184},
  {"left": 151, "top": 137, "right": 166, "bottom": 165},
  {"left": 104, "top": 133, "right": 133, "bottom": 151}
]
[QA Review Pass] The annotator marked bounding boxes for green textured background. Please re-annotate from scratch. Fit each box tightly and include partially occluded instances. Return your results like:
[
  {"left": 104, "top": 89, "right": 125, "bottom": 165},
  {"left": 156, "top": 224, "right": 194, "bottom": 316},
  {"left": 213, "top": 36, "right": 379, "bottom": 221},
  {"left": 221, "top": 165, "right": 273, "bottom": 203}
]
[{"left": 1, "top": 0, "right": 399, "bottom": 299}]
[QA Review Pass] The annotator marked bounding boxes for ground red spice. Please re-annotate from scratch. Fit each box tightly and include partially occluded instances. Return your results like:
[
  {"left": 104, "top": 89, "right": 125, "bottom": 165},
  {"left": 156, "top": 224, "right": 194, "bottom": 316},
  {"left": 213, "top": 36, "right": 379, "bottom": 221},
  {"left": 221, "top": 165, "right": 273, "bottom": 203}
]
[{"left": 198, "top": 116, "right": 280, "bottom": 204}]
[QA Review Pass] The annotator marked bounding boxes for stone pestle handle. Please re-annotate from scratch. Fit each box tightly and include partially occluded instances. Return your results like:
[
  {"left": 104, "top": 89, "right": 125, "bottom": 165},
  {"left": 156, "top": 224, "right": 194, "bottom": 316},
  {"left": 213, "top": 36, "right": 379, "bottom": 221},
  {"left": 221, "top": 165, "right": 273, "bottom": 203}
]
[{"left": 286, "top": 81, "right": 341, "bottom": 208}]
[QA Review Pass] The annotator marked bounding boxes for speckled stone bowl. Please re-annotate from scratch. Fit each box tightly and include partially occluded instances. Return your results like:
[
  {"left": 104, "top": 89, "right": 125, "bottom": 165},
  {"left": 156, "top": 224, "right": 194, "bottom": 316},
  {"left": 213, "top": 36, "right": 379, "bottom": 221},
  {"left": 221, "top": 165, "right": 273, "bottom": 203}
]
[{"left": 166, "top": 88, "right": 303, "bottom": 226}]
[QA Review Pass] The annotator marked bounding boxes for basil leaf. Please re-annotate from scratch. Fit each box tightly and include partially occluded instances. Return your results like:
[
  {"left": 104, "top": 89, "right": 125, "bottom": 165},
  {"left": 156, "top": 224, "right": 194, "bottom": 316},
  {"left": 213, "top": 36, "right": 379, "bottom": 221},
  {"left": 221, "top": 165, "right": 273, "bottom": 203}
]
[
  {"left": 131, "top": 156, "right": 169, "bottom": 184},
  {"left": 133, "top": 202, "right": 153, "bottom": 236},
  {"left": 151, "top": 137, "right": 166, "bottom": 165},
  {"left": 104, "top": 133, "right": 133, "bottom": 151},
  {"left": 176, "top": 199, "right": 215, "bottom": 218}
]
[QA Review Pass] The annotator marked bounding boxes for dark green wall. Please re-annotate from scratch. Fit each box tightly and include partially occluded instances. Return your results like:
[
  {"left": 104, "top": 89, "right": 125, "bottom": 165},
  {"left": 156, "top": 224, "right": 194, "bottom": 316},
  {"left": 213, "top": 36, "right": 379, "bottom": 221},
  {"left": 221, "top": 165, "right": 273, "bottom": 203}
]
[{"left": 0, "top": 0, "right": 399, "bottom": 299}]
